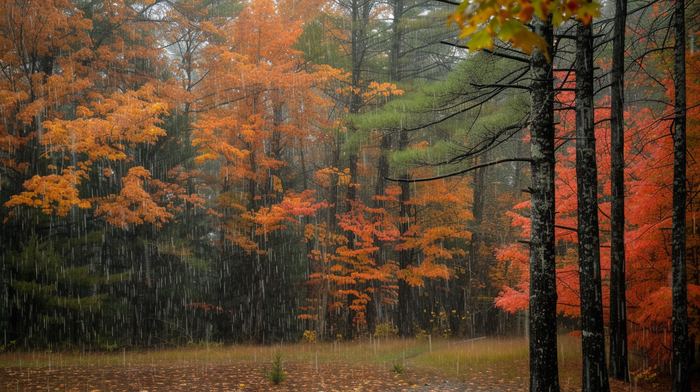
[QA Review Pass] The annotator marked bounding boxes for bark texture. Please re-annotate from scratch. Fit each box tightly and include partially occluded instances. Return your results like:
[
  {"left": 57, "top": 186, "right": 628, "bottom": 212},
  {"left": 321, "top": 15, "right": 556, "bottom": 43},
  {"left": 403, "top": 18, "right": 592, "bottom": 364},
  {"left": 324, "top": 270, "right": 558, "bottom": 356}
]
[
  {"left": 528, "top": 15, "right": 559, "bottom": 392},
  {"left": 609, "top": 0, "right": 629, "bottom": 381},
  {"left": 576, "top": 20, "right": 610, "bottom": 392},
  {"left": 672, "top": 0, "right": 689, "bottom": 390}
]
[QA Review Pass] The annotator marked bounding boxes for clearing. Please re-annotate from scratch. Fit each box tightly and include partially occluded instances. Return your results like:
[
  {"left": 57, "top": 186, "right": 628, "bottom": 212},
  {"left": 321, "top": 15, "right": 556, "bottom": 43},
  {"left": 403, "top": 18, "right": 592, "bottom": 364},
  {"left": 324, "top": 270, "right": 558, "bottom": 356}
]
[{"left": 0, "top": 337, "right": 674, "bottom": 391}]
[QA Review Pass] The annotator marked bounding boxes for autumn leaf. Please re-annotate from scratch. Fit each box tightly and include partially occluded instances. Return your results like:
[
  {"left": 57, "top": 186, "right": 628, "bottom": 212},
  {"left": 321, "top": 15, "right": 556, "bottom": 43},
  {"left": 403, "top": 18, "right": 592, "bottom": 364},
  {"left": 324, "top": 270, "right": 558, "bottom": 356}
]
[
  {"left": 450, "top": 0, "right": 602, "bottom": 60},
  {"left": 497, "top": 19, "right": 549, "bottom": 59},
  {"left": 466, "top": 28, "right": 494, "bottom": 51}
]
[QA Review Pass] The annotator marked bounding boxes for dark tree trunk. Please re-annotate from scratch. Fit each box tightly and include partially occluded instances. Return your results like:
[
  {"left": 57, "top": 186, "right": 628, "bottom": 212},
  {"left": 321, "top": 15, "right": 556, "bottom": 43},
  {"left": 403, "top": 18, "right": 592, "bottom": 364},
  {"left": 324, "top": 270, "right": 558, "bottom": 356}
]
[
  {"left": 343, "top": 0, "right": 365, "bottom": 337},
  {"left": 609, "top": 0, "right": 629, "bottom": 382},
  {"left": 389, "top": 0, "right": 403, "bottom": 82},
  {"left": 397, "top": 258, "right": 412, "bottom": 336},
  {"left": 576, "top": 20, "right": 610, "bottom": 392},
  {"left": 349, "top": 0, "right": 368, "bottom": 116},
  {"left": 528, "top": 15, "right": 560, "bottom": 392},
  {"left": 672, "top": 0, "right": 689, "bottom": 390},
  {"left": 465, "top": 153, "right": 487, "bottom": 337},
  {"left": 397, "top": 128, "right": 413, "bottom": 337}
]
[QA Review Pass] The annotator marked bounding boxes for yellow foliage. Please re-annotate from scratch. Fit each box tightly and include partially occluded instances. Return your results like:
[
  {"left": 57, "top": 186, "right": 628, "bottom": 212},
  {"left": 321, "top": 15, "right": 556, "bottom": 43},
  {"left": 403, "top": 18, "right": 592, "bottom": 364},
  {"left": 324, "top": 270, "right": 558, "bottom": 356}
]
[{"left": 449, "top": 0, "right": 601, "bottom": 60}]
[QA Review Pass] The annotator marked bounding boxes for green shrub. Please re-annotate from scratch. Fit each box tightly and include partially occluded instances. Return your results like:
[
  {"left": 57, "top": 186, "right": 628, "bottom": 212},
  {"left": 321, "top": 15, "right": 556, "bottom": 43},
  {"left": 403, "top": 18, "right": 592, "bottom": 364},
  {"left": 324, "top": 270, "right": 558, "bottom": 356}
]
[
  {"left": 374, "top": 322, "right": 398, "bottom": 338},
  {"left": 268, "top": 354, "right": 287, "bottom": 385}
]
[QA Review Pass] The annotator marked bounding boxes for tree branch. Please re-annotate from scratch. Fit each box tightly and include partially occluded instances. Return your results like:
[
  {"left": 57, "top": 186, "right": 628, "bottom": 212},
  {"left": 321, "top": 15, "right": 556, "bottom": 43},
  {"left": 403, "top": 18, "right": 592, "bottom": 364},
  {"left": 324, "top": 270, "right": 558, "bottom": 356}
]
[
  {"left": 434, "top": 0, "right": 461, "bottom": 5},
  {"left": 387, "top": 158, "right": 532, "bottom": 183},
  {"left": 470, "top": 82, "right": 529, "bottom": 90},
  {"left": 440, "top": 41, "right": 531, "bottom": 63}
]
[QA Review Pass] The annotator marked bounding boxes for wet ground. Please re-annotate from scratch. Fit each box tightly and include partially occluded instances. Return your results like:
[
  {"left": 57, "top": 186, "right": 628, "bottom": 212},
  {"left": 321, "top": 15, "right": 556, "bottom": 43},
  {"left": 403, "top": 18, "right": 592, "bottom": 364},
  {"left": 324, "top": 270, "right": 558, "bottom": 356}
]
[
  {"left": 0, "top": 362, "right": 526, "bottom": 392},
  {"left": 0, "top": 358, "right": 678, "bottom": 391}
]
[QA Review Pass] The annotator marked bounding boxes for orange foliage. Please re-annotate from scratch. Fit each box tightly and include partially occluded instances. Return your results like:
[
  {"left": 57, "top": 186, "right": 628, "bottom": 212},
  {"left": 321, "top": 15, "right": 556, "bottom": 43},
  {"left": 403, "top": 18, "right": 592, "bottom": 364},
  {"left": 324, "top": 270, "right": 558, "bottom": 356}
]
[
  {"left": 95, "top": 167, "right": 174, "bottom": 228},
  {"left": 1, "top": 0, "right": 185, "bottom": 231},
  {"left": 188, "top": 0, "right": 335, "bottom": 257},
  {"left": 5, "top": 169, "right": 91, "bottom": 218}
]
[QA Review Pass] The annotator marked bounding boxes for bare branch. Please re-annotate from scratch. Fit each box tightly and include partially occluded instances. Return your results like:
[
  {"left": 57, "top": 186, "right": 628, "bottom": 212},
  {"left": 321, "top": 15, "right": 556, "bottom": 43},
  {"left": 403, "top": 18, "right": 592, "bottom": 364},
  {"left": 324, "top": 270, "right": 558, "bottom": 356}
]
[{"left": 387, "top": 158, "right": 532, "bottom": 183}]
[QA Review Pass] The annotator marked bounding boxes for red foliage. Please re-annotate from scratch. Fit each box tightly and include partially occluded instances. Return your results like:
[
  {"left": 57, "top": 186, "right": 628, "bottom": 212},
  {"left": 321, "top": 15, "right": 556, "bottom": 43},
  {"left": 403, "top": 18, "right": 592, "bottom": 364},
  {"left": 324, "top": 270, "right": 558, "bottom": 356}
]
[{"left": 495, "top": 55, "right": 700, "bottom": 363}]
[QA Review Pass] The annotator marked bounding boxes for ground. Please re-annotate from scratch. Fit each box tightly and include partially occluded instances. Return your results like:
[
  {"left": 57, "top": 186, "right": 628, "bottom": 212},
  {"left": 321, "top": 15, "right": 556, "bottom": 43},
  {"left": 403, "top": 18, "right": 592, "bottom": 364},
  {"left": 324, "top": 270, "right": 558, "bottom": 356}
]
[
  {"left": 0, "top": 338, "right": 685, "bottom": 392},
  {"left": 1, "top": 361, "right": 531, "bottom": 392},
  {"left": 0, "top": 360, "right": 670, "bottom": 392}
]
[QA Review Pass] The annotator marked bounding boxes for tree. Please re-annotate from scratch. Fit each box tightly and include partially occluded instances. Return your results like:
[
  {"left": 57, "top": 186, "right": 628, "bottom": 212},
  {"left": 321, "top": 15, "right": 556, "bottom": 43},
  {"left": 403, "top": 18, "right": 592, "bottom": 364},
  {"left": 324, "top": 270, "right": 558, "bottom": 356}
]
[
  {"left": 494, "top": 45, "right": 700, "bottom": 378},
  {"left": 527, "top": 15, "right": 559, "bottom": 392},
  {"left": 671, "top": 0, "right": 690, "bottom": 389},
  {"left": 6, "top": 235, "right": 129, "bottom": 348},
  {"left": 608, "top": 0, "right": 629, "bottom": 382},
  {"left": 448, "top": 2, "right": 639, "bottom": 390},
  {"left": 188, "top": 0, "right": 337, "bottom": 341},
  {"left": 575, "top": 16, "right": 609, "bottom": 392},
  {"left": 350, "top": 44, "right": 534, "bottom": 338}
]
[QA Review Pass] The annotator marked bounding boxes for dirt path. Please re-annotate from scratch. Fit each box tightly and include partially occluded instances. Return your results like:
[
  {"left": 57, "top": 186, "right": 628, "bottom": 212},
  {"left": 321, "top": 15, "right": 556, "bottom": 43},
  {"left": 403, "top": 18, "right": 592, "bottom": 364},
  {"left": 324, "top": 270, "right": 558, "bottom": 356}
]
[{"left": 0, "top": 362, "right": 527, "bottom": 392}]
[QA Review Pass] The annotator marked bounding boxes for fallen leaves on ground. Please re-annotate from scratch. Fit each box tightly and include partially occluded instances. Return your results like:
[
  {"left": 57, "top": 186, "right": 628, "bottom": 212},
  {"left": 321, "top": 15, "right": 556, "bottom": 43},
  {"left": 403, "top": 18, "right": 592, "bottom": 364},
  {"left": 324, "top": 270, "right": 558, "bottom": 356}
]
[
  {"left": 0, "top": 360, "right": 674, "bottom": 392},
  {"left": 0, "top": 361, "right": 521, "bottom": 392}
]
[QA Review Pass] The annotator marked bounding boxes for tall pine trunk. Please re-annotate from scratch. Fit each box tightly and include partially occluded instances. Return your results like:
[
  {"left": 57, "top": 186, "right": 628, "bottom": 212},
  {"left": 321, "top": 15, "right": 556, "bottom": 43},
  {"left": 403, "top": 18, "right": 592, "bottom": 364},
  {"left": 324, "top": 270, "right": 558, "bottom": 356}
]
[
  {"left": 576, "top": 20, "right": 610, "bottom": 392},
  {"left": 671, "top": 0, "right": 689, "bottom": 389},
  {"left": 609, "top": 0, "right": 629, "bottom": 381},
  {"left": 389, "top": 0, "right": 403, "bottom": 82},
  {"left": 528, "top": 15, "right": 559, "bottom": 392}
]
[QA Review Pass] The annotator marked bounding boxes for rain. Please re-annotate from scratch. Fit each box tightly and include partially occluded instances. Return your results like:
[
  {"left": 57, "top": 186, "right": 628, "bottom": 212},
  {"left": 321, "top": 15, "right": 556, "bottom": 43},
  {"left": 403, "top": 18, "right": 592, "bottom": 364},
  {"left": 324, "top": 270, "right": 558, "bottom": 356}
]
[{"left": 1, "top": 0, "right": 700, "bottom": 391}]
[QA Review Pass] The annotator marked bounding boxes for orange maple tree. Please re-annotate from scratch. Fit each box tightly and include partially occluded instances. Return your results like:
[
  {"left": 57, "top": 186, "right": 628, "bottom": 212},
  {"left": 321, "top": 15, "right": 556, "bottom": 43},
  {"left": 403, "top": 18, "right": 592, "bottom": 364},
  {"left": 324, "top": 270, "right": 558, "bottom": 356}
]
[{"left": 1, "top": 0, "right": 203, "bottom": 231}]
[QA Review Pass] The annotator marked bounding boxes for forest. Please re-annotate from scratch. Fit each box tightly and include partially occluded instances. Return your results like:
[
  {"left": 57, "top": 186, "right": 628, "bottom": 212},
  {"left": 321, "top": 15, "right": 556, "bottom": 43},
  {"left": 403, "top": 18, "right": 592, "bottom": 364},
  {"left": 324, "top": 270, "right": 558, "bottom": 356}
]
[{"left": 0, "top": 0, "right": 698, "bottom": 389}]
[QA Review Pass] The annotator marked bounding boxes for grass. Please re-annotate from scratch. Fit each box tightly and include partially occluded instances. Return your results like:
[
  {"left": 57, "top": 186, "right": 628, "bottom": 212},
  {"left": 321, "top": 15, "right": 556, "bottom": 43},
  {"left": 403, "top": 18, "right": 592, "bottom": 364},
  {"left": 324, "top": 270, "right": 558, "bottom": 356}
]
[
  {"left": 0, "top": 337, "right": 533, "bottom": 383},
  {"left": 0, "top": 336, "right": 565, "bottom": 372},
  {"left": 0, "top": 338, "right": 432, "bottom": 369}
]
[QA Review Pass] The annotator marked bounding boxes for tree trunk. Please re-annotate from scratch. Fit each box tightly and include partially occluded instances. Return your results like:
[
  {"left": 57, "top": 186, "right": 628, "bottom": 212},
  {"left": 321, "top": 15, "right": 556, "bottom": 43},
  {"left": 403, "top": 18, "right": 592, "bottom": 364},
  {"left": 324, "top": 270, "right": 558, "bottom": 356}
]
[
  {"left": 397, "top": 128, "right": 413, "bottom": 337},
  {"left": 608, "top": 0, "right": 629, "bottom": 382},
  {"left": 465, "top": 153, "right": 487, "bottom": 337},
  {"left": 528, "top": 15, "right": 560, "bottom": 392},
  {"left": 671, "top": 0, "right": 689, "bottom": 389},
  {"left": 318, "top": 144, "right": 341, "bottom": 340},
  {"left": 389, "top": 0, "right": 403, "bottom": 82},
  {"left": 576, "top": 20, "right": 610, "bottom": 392},
  {"left": 344, "top": 152, "right": 358, "bottom": 338},
  {"left": 369, "top": 134, "right": 392, "bottom": 332}
]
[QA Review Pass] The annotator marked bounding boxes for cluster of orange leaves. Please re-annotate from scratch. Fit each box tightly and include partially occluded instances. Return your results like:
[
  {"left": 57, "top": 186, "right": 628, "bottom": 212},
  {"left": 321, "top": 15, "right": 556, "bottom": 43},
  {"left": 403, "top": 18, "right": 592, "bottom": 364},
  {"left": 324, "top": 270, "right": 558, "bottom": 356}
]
[
  {"left": 5, "top": 169, "right": 91, "bottom": 218},
  {"left": 186, "top": 302, "right": 232, "bottom": 314}
]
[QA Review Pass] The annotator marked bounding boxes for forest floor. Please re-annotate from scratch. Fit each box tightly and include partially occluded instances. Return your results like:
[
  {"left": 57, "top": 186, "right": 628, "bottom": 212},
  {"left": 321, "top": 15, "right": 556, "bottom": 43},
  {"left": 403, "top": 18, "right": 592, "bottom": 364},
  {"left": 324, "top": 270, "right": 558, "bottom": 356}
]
[
  {"left": 0, "top": 337, "right": 685, "bottom": 391},
  {"left": 0, "top": 361, "right": 523, "bottom": 391},
  {"left": 0, "top": 360, "right": 672, "bottom": 392}
]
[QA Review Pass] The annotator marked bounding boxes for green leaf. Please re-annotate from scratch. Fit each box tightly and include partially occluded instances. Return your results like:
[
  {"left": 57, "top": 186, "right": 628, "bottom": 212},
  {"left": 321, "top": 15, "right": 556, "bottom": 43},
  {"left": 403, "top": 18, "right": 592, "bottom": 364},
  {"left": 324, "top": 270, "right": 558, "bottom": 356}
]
[
  {"left": 467, "top": 29, "right": 493, "bottom": 51},
  {"left": 497, "top": 19, "right": 527, "bottom": 42},
  {"left": 497, "top": 19, "right": 549, "bottom": 61}
]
